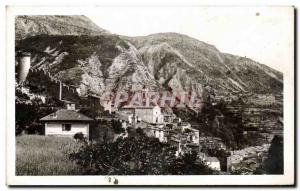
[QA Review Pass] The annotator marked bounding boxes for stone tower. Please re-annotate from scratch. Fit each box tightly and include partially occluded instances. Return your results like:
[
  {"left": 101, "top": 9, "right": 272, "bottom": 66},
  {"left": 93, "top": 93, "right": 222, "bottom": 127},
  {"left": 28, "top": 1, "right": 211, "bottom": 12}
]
[{"left": 16, "top": 52, "right": 31, "bottom": 85}]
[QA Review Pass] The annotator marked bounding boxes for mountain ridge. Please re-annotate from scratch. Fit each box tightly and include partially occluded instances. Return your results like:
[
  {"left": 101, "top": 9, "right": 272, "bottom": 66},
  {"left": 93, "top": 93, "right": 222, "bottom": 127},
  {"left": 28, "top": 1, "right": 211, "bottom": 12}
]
[{"left": 15, "top": 15, "right": 283, "bottom": 98}]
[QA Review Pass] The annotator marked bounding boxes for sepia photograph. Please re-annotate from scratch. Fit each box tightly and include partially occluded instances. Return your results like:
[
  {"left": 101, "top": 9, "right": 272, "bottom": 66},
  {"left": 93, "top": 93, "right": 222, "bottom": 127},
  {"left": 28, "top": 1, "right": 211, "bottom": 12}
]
[{"left": 6, "top": 6, "right": 295, "bottom": 186}]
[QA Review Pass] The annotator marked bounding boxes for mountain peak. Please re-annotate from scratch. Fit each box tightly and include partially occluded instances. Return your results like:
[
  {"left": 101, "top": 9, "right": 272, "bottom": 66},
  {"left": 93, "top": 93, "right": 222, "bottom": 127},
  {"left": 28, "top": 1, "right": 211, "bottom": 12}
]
[{"left": 15, "top": 15, "right": 109, "bottom": 40}]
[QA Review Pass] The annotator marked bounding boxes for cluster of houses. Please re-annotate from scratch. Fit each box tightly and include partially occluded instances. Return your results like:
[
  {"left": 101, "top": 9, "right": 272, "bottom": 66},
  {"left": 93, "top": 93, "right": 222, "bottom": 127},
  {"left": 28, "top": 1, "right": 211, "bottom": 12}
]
[
  {"left": 227, "top": 144, "right": 270, "bottom": 172},
  {"left": 37, "top": 88, "right": 270, "bottom": 173},
  {"left": 39, "top": 97, "right": 224, "bottom": 171},
  {"left": 35, "top": 85, "right": 267, "bottom": 173},
  {"left": 115, "top": 105, "right": 200, "bottom": 156},
  {"left": 37, "top": 92, "right": 274, "bottom": 174}
]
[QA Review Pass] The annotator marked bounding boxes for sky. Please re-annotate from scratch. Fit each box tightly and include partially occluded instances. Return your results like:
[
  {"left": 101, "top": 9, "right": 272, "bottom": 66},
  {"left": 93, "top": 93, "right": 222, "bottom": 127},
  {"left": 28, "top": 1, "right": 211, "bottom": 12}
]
[{"left": 87, "top": 6, "right": 294, "bottom": 72}]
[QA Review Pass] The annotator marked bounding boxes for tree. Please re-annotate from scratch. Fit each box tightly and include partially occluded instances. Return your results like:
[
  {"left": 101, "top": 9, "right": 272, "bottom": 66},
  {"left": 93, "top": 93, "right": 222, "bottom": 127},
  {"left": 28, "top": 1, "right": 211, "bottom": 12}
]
[
  {"left": 69, "top": 133, "right": 216, "bottom": 175},
  {"left": 170, "top": 151, "right": 215, "bottom": 175},
  {"left": 70, "top": 134, "right": 175, "bottom": 175},
  {"left": 15, "top": 97, "right": 58, "bottom": 135},
  {"left": 264, "top": 135, "right": 283, "bottom": 174},
  {"left": 111, "top": 119, "right": 125, "bottom": 134}
]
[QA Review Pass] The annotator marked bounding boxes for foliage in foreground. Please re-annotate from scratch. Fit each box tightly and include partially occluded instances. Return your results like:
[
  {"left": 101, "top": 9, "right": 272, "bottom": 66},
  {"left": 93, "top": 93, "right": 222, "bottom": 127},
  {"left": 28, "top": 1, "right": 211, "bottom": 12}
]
[
  {"left": 70, "top": 132, "right": 216, "bottom": 175},
  {"left": 255, "top": 135, "right": 283, "bottom": 174}
]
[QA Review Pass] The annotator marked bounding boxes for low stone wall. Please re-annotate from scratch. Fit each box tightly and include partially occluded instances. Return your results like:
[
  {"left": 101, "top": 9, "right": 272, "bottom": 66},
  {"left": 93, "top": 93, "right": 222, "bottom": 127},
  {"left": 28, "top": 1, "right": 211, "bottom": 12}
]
[{"left": 27, "top": 68, "right": 80, "bottom": 102}]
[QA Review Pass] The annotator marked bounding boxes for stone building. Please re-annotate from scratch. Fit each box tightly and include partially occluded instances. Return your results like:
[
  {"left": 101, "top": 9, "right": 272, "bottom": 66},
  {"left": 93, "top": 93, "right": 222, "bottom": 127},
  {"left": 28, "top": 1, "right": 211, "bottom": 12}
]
[{"left": 120, "top": 105, "right": 164, "bottom": 124}]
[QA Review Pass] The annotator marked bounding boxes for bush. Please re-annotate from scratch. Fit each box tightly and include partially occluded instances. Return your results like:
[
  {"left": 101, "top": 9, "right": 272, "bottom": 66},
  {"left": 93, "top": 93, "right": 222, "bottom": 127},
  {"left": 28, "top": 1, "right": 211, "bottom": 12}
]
[
  {"left": 73, "top": 132, "right": 86, "bottom": 141},
  {"left": 111, "top": 120, "right": 125, "bottom": 134}
]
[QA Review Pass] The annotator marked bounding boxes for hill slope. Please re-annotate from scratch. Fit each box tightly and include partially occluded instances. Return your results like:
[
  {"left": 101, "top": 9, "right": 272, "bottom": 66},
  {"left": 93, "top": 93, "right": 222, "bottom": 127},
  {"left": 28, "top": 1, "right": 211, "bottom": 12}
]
[
  {"left": 16, "top": 16, "right": 283, "bottom": 98},
  {"left": 123, "top": 33, "right": 283, "bottom": 95}
]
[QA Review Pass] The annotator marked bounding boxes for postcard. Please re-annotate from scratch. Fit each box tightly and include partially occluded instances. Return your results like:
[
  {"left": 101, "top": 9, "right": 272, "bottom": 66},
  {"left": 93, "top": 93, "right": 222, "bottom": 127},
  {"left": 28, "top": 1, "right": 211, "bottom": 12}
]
[{"left": 6, "top": 6, "right": 295, "bottom": 186}]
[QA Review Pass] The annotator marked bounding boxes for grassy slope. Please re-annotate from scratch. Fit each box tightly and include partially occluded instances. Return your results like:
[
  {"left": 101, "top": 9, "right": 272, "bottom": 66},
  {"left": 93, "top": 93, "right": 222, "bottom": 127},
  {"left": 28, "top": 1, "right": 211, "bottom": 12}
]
[{"left": 16, "top": 135, "right": 82, "bottom": 175}]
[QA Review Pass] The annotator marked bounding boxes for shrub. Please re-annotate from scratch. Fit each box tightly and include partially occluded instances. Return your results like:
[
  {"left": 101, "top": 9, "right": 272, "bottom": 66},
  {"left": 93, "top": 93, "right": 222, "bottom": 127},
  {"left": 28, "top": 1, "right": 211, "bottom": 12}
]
[
  {"left": 73, "top": 132, "right": 86, "bottom": 141},
  {"left": 111, "top": 120, "right": 125, "bottom": 134}
]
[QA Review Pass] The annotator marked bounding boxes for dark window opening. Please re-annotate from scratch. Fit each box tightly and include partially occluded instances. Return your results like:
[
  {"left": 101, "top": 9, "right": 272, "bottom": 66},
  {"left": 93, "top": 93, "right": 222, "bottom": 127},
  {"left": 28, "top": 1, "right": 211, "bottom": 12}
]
[{"left": 62, "top": 124, "right": 71, "bottom": 131}]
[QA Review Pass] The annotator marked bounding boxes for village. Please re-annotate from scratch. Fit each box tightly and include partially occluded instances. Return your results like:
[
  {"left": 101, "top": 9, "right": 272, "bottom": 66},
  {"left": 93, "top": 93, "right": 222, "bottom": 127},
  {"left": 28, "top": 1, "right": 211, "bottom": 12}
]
[
  {"left": 38, "top": 93, "right": 272, "bottom": 173},
  {"left": 15, "top": 51, "right": 274, "bottom": 174}
]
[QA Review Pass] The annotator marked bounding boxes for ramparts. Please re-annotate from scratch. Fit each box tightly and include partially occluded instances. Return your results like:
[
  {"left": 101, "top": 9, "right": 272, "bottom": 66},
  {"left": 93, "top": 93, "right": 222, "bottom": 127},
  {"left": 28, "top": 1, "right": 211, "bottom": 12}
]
[{"left": 27, "top": 68, "right": 80, "bottom": 102}]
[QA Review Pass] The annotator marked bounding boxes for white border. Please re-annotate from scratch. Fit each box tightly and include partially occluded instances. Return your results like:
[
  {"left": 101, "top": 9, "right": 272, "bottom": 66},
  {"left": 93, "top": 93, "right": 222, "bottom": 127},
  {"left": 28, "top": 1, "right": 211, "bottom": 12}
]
[{"left": 6, "top": 6, "right": 295, "bottom": 186}]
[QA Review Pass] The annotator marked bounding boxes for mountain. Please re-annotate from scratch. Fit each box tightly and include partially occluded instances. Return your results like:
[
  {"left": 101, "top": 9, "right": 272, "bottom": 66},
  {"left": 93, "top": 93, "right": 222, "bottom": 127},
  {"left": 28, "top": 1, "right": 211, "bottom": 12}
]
[
  {"left": 15, "top": 15, "right": 109, "bottom": 41},
  {"left": 123, "top": 33, "right": 283, "bottom": 95},
  {"left": 15, "top": 16, "right": 283, "bottom": 99}
]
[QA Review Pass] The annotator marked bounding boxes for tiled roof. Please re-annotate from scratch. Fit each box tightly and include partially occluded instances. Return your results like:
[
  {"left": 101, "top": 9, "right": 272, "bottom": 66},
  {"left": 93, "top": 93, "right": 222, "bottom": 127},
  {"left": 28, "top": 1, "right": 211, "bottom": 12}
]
[
  {"left": 121, "top": 105, "right": 159, "bottom": 109},
  {"left": 40, "top": 109, "right": 93, "bottom": 121}
]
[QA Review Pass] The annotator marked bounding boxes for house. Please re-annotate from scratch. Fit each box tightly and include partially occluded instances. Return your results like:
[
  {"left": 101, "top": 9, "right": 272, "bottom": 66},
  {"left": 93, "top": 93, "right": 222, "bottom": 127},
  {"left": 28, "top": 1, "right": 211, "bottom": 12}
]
[
  {"left": 198, "top": 152, "right": 207, "bottom": 160},
  {"left": 186, "top": 143, "right": 200, "bottom": 153},
  {"left": 162, "top": 113, "right": 176, "bottom": 123},
  {"left": 227, "top": 155, "right": 243, "bottom": 171},
  {"left": 115, "top": 110, "right": 139, "bottom": 124},
  {"left": 178, "top": 122, "right": 192, "bottom": 131},
  {"left": 40, "top": 105, "right": 93, "bottom": 139},
  {"left": 143, "top": 125, "right": 167, "bottom": 143},
  {"left": 186, "top": 129, "right": 200, "bottom": 144},
  {"left": 204, "top": 157, "right": 221, "bottom": 171},
  {"left": 100, "top": 98, "right": 113, "bottom": 114},
  {"left": 173, "top": 117, "right": 182, "bottom": 123},
  {"left": 179, "top": 123, "right": 199, "bottom": 145},
  {"left": 168, "top": 135, "right": 182, "bottom": 157},
  {"left": 62, "top": 100, "right": 76, "bottom": 110},
  {"left": 120, "top": 105, "right": 164, "bottom": 124}
]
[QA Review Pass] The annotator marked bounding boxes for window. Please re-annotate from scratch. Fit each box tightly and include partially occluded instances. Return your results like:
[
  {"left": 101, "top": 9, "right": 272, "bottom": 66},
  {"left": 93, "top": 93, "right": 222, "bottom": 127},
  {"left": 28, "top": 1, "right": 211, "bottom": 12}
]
[{"left": 62, "top": 124, "right": 71, "bottom": 131}]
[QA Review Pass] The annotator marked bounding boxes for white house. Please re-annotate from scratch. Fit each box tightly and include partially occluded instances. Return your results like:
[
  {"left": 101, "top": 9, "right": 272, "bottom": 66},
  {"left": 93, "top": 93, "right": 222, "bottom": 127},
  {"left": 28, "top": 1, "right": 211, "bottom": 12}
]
[
  {"left": 179, "top": 122, "right": 192, "bottom": 131},
  {"left": 40, "top": 106, "right": 93, "bottom": 139},
  {"left": 120, "top": 105, "right": 164, "bottom": 124},
  {"left": 204, "top": 157, "right": 221, "bottom": 171}
]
